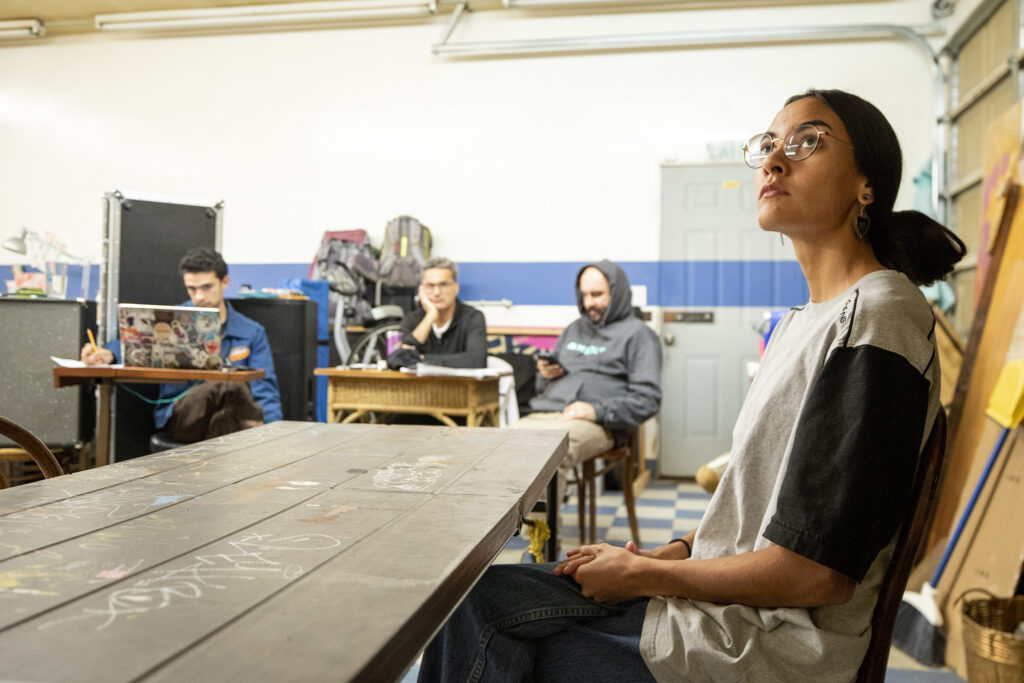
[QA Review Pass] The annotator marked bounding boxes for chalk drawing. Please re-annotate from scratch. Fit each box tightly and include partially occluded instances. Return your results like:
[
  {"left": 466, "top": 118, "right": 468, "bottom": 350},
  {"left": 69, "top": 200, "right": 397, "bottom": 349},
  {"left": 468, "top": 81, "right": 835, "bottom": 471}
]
[
  {"left": 372, "top": 456, "right": 451, "bottom": 491},
  {"left": 39, "top": 532, "right": 341, "bottom": 631},
  {"left": 95, "top": 560, "right": 145, "bottom": 582},
  {"left": 152, "top": 495, "right": 191, "bottom": 506},
  {"left": 1, "top": 486, "right": 193, "bottom": 548}
]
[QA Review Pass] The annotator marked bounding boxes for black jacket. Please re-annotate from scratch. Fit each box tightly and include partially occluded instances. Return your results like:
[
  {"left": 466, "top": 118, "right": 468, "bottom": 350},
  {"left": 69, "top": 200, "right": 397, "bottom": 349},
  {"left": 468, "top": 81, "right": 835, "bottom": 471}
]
[{"left": 399, "top": 299, "right": 487, "bottom": 368}]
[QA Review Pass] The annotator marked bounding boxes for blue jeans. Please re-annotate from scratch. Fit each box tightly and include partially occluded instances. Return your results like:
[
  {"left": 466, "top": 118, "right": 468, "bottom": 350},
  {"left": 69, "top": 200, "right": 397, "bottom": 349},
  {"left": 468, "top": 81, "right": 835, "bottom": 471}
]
[{"left": 418, "top": 563, "right": 655, "bottom": 683}]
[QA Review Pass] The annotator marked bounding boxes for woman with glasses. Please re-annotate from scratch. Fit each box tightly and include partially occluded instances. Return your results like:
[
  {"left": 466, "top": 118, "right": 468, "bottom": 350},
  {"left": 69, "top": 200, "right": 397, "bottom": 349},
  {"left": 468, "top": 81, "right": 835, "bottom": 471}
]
[{"left": 417, "top": 90, "right": 965, "bottom": 683}]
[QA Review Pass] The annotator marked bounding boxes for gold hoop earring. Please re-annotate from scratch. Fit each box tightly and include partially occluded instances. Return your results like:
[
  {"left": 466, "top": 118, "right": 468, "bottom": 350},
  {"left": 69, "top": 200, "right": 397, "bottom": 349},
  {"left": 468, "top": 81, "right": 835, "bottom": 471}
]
[{"left": 853, "top": 204, "right": 870, "bottom": 240}]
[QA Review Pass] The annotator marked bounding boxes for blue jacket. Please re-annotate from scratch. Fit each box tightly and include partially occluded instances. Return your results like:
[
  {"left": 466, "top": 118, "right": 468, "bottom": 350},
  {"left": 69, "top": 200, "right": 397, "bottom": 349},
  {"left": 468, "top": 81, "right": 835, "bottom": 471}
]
[{"left": 108, "top": 301, "right": 282, "bottom": 428}]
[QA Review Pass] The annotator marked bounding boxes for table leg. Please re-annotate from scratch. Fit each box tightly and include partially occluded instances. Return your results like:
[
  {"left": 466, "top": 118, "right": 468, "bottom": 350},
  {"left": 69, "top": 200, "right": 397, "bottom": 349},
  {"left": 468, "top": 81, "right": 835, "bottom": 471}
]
[
  {"left": 326, "top": 379, "right": 337, "bottom": 423},
  {"left": 95, "top": 383, "right": 113, "bottom": 468},
  {"left": 341, "top": 409, "right": 367, "bottom": 424},
  {"left": 78, "top": 442, "right": 90, "bottom": 473},
  {"left": 545, "top": 476, "right": 559, "bottom": 562},
  {"left": 466, "top": 411, "right": 479, "bottom": 427},
  {"left": 433, "top": 413, "right": 459, "bottom": 428}
]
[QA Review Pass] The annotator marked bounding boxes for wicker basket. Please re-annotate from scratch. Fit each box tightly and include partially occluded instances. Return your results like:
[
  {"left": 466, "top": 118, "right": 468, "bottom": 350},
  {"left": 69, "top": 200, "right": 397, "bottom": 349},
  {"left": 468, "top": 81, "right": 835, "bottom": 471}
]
[{"left": 960, "top": 590, "right": 1024, "bottom": 682}]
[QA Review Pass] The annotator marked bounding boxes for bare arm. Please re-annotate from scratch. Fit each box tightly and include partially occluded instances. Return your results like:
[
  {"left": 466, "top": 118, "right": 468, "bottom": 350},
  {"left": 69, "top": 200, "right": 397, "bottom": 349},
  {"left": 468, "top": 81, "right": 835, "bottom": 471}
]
[{"left": 556, "top": 542, "right": 854, "bottom": 607}]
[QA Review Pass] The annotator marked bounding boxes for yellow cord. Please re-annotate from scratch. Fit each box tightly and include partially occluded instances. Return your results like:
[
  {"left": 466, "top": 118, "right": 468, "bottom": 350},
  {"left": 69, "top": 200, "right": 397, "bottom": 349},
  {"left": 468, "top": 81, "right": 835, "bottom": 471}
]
[{"left": 523, "top": 519, "right": 550, "bottom": 563}]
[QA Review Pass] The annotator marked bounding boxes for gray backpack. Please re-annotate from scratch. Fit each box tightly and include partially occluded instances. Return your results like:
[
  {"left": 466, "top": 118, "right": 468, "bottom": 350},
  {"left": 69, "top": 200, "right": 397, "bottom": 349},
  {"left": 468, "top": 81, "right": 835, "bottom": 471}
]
[
  {"left": 310, "top": 229, "right": 378, "bottom": 324},
  {"left": 377, "top": 216, "right": 432, "bottom": 289}
]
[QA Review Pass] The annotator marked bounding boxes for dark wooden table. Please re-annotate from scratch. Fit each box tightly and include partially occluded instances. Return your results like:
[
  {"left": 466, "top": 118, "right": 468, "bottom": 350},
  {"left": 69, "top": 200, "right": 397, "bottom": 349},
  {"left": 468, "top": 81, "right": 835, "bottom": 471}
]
[
  {"left": 53, "top": 365, "right": 266, "bottom": 467},
  {"left": 0, "top": 421, "right": 567, "bottom": 682}
]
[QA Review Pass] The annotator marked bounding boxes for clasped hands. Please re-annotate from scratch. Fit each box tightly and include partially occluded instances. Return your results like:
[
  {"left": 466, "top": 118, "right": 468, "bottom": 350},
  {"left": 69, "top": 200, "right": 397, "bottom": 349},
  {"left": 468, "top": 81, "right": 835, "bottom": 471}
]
[{"left": 553, "top": 540, "right": 690, "bottom": 604}]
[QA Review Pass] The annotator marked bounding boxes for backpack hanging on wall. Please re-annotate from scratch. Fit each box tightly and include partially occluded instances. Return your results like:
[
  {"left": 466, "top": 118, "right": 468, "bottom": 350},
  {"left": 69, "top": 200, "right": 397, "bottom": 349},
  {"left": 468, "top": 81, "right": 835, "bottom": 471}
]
[
  {"left": 376, "top": 216, "right": 432, "bottom": 312},
  {"left": 309, "top": 229, "right": 378, "bottom": 325},
  {"left": 378, "top": 216, "right": 432, "bottom": 288}
]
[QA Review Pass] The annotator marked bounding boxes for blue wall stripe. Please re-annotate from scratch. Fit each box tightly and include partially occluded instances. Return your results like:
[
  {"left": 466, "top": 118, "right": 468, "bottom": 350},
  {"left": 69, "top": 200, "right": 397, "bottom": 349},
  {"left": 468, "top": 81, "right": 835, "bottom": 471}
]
[
  {"left": 2, "top": 261, "right": 810, "bottom": 308},
  {"left": 658, "top": 261, "right": 809, "bottom": 307}
]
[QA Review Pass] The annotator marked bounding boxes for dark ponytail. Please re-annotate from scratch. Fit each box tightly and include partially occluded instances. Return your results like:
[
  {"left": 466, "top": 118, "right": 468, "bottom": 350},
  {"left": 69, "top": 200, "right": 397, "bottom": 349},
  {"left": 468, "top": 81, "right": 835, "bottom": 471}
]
[
  {"left": 786, "top": 89, "right": 967, "bottom": 285},
  {"left": 870, "top": 210, "right": 966, "bottom": 285}
]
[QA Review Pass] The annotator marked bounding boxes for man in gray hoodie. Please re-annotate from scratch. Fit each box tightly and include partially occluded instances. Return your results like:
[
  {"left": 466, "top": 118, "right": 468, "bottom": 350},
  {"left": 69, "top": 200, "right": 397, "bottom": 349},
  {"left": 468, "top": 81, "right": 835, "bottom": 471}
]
[{"left": 516, "top": 260, "right": 662, "bottom": 506}]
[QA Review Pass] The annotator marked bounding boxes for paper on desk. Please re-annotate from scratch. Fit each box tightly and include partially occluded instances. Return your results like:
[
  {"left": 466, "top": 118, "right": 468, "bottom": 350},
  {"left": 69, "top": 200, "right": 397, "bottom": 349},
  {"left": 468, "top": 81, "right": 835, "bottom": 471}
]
[
  {"left": 415, "top": 363, "right": 505, "bottom": 379},
  {"left": 51, "top": 356, "right": 122, "bottom": 368}
]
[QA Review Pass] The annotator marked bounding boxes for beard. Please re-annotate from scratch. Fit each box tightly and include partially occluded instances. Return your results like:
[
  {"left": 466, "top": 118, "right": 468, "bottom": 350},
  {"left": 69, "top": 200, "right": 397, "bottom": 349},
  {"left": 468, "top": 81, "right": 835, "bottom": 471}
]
[{"left": 587, "top": 307, "right": 604, "bottom": 321}]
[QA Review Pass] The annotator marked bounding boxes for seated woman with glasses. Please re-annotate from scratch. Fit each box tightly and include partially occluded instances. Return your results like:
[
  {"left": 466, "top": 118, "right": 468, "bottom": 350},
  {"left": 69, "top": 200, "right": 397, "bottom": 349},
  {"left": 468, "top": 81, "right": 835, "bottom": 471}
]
[{"left": 417, "top": 89, "right": 965, "bottom": 683}]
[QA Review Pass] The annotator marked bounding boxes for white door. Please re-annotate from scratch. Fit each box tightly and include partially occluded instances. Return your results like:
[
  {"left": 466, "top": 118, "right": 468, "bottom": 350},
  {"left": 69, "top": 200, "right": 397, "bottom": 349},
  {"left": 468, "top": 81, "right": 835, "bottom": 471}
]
[{"left": 658, "top": 163, "right": 807, "bottom": 476}]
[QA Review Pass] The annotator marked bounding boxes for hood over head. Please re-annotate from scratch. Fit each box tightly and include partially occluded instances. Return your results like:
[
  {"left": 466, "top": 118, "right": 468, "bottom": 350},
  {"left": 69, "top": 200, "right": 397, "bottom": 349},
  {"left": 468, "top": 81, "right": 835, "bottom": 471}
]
[{"left": 575, "top": 260, "right": 634, "bottom": 328}]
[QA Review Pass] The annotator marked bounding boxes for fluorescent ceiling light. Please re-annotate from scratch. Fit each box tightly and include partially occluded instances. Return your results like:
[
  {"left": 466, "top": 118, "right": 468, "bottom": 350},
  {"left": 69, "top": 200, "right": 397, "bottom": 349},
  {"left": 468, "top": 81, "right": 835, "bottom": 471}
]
[
  {"left": 95, "top": 0, "right": 434, "bottom": 32},
  {"left": 0, "top": 19, "right": 44, "bottom": 39},
  {"left": 432, "top": 23, "right": 942, "bottom": 58}
]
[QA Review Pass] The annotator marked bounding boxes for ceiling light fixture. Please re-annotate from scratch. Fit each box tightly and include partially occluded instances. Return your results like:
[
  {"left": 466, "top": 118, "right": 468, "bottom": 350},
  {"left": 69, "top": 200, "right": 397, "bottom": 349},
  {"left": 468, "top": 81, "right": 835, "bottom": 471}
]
[
  {"left": 0, "top": 19, "right": 44, "bottom": 40},
  {"left": 95, "top": 0, "right": 436, "bottom": 32}
]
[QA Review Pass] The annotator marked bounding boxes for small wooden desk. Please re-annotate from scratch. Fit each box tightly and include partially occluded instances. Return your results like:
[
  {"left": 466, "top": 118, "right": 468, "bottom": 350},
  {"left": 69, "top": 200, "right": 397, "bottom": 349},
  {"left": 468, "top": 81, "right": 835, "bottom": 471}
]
[
  {"left": 315, "top": 368, "right": 505, "bottom": 427},
  {"left": 53, "top": 366, "right": 265, "bottom": 468},
  {"left": 0, "top": 422, "right": 567, "bottom": 682}
]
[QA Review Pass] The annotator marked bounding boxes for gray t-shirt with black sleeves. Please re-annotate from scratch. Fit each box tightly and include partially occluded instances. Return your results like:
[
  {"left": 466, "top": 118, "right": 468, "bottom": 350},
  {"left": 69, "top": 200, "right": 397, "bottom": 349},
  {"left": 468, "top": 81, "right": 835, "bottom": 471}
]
[{"left": 640, "top": 269, "right": 940, "bottom": 682}]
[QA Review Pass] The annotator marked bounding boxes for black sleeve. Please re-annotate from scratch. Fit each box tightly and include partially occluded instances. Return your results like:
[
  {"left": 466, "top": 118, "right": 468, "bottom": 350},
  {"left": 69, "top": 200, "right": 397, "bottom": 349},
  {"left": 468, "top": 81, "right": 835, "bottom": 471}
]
[
  {"left": 762, "top": 345, "right": 929, "bottom": 581},
  {"left": 422, "top": 309, "right": 488, "bottom": 368},
  {"left": 400, "top": 311, "right": 423, "bottom": 350}
]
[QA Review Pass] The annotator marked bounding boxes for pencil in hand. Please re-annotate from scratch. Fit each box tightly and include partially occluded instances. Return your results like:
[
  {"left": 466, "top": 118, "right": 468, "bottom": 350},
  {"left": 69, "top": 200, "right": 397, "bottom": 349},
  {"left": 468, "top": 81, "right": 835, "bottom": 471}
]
[{"left": 87, "top": 329, "right": 99, "bottom": 355}]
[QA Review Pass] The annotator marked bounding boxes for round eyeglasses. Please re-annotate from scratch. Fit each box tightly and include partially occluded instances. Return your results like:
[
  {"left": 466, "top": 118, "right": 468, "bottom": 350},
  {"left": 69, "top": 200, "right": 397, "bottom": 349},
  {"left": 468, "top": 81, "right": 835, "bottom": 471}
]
[{"left": 742, "top": 123, "right": 853, "bottom": 169}]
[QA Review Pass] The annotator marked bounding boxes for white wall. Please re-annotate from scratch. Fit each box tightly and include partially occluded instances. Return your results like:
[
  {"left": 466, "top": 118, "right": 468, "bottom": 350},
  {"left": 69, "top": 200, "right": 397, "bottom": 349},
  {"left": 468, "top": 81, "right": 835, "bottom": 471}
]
[{"left": 0, "top": 0, "right": 939, "bottom": 267}]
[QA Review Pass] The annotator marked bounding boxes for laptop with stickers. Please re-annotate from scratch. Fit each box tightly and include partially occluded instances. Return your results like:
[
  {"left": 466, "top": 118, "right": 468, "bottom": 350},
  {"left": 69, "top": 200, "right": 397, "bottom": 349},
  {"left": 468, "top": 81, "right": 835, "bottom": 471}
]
[{"left": 118, "top": 304, "right": 222, "bottom": 370}]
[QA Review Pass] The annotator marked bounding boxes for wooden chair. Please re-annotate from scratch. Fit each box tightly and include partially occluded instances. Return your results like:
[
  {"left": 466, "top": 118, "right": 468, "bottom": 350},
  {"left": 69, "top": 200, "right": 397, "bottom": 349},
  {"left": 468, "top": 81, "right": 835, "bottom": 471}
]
[
  {"left": 568, "top": 431, "right": 642, "bottom": 547},
  {"left": 0, "top": 416, "right": 64, "bottom": 489},
  {"left": 855, "top": 408, "right": 947, "bottom": 683}
]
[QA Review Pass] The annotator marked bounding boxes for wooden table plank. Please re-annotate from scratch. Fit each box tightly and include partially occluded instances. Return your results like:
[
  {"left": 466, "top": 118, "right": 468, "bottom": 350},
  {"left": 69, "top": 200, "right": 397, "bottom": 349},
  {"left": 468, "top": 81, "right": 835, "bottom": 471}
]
[
  {"left": 2, "top": 486, "right": 430, "bottom": 683},
  {"left": 0, "top": 424, "right": 567, "bottom": 683},
  {"left": 142, "top": 428, "right": 567, "bottom": 682},
  {"left": 143, "top": 493, "right": 523, "bottom": 683},
  {"left": 53, "top": 366, "right": 265, "bottom": 388},
  {"left": 0, "top": 424, "right": 373, "bottom": 559},
  {"left": 0, "top": 422, "right": 316, "bottom": 515},
  {"left": 0, "top": 432, "right": 416, "bottom": 631},
  {"left": 314, "top": 368, "right": 505, "bottom": 383}
]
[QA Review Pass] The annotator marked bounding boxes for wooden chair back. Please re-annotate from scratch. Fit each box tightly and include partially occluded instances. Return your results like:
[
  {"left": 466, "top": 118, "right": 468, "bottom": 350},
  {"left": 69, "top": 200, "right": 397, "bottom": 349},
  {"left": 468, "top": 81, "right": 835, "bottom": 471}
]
[
  {"left": 568, "top": 429, "right": 642, "bottom": 547},
  {"left": 855, "top": 409, "right": 947, "bottom": 683},
  {"left": 0, "top": 416, "right": 64, "bottom": 489}
]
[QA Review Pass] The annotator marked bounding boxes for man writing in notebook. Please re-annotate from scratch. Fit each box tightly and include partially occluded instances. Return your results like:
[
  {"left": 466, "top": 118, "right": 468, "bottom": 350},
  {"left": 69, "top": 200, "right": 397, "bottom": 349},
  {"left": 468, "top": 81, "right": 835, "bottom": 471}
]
[{"left": 80, "top": 248, "right": 282, "bottom": 442}]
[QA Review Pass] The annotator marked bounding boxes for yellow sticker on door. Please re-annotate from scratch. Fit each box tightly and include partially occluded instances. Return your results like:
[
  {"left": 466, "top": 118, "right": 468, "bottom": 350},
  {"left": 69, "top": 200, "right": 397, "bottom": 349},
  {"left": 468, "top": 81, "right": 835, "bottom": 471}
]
[{"left": 228, "top": 346, "right": 251, "bottom": 362}]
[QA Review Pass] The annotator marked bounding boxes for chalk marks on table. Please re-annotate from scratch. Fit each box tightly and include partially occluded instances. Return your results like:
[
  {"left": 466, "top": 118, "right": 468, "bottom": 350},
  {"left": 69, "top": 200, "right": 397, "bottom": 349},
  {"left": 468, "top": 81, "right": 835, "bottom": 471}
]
[
  {"left": 38, "top": 531, "right": 342, "bottom": 632},
  {"left": 372, "top": 456, "right": 452, "bottom": 492}
]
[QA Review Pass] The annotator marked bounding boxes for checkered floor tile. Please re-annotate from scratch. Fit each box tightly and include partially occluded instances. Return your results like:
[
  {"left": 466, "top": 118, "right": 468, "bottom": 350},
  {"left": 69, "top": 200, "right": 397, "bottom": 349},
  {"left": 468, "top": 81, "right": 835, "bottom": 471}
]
[{"left": 493, "top": 478, "right": 711, "bottom": 564}]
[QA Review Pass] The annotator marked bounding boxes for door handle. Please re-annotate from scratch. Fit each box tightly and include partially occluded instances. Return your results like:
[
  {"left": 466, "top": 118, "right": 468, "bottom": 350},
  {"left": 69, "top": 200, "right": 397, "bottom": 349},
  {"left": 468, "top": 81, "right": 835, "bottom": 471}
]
[{"left": 662, "top": 332, "right": 676, "bottom": 346}]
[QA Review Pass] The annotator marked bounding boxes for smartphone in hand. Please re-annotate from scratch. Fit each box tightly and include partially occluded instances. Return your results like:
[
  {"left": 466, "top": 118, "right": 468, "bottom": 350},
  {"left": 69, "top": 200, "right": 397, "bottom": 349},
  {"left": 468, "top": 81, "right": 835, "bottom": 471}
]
[{"left": 538, "top": 352, "right": 565, "bottom": 371}]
